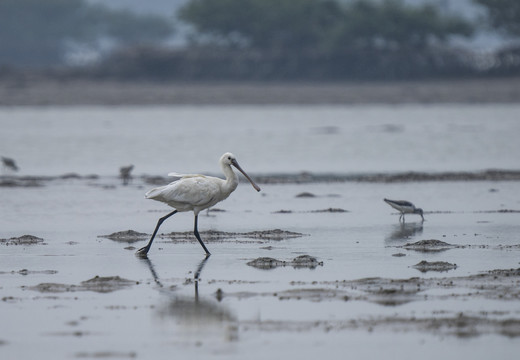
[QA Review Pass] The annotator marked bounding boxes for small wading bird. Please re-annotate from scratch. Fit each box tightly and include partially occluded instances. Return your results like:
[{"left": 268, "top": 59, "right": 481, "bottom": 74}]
[
  {"left": 384, "top": 198, "right": 424, "bottom": 222},
  {"left": 136, "top": 153, "right": 261, "bottom": 257},
  {"left": 119, "top": 165, "right": 134, "bottom": 185},
  {"left": 2, "top": 156, "right": 19, "bottom": 172}
]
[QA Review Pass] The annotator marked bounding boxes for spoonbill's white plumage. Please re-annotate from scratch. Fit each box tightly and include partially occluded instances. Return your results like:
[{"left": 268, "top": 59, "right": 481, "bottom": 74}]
[
  {"left": 136, "top": 153, "right": 260, "bottom": 257},
  {"left": 384, "top": 198, "right": 424, "bottom": 222}
]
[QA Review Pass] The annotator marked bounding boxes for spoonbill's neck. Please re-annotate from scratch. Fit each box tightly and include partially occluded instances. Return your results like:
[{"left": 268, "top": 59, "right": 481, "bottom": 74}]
[{"left": 222, "top": 163, "right": 239, "bottom": 193}]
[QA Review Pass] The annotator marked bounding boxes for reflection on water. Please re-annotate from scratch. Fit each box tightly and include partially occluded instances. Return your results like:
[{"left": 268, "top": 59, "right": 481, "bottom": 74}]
[
  {"left": 140, "top": 256, "right": 238, "bottom": 343},
  {"left": 385, "top": 222, "right": 423, "bottom": 242}
]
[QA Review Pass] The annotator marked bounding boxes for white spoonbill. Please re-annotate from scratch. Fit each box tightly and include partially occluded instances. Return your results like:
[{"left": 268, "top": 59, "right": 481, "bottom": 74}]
[
  {"left": 136, "top": 153, "right": 261, "bottom": 256},
  {"left": 384, "top": 198, "right": 424, "bottom": 222}
]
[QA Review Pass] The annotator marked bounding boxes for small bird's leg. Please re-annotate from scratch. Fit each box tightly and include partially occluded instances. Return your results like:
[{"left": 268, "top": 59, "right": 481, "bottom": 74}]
[
  {"left": 193, "top": 215, "right": 211, "bottom": 255},
  {"left": 136, "top": 210, "right": 178, "bottom": 256}
]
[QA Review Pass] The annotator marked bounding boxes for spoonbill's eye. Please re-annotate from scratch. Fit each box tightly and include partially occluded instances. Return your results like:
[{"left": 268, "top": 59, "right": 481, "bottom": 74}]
[{"left": 228, "top": 156, "right": 232, "bottom": 160}]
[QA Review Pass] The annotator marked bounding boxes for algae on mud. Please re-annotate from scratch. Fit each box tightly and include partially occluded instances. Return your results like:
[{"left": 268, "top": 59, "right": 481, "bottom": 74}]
[
  {"left": 27, "top": 276, "right": 138, "bottom": 294},
  {"left": 0, "top": 235, "right": 45, "bottom": 246}
]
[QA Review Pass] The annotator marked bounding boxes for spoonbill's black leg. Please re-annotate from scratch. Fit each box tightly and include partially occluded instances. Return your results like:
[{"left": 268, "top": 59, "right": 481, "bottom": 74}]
[
  {"left": 136, "top": 210, "right": 178, "bottom": 257},
  {"left": 193, "top": 215, "right": 211, "bottom": 255}
]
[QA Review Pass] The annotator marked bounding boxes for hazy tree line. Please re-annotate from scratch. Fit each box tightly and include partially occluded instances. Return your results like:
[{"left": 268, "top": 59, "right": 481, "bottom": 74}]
[{"left": 1, "top": 0, "right": 519, "bottom": 80}]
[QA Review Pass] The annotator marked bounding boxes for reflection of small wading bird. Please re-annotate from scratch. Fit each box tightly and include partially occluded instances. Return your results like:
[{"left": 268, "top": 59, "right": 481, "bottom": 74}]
[
  {"left": 136, "top": 153, "right": 261, "bottom": 257},
  {"left": 384, "top": 198, "right": 424, "bottom": 222},
  {"left": 119, "top": 165, "right": 134, "bottom": 185},
  {"left": 2, "top": 156, "right": 19, "bottom": 173}
]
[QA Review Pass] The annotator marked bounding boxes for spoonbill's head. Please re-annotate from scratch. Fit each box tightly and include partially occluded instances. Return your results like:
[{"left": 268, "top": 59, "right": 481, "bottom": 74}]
[
  {"left": 221, "top": 152, "right": 237, "bottom": 167},
  {"left": 221, "top": 152, "right": 261, "bottom": 192}
]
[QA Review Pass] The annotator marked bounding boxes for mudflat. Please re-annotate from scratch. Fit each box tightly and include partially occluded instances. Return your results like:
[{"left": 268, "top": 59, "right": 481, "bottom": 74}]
[{"left": 1, "top": 76, "right": 520, "bottom": 105}]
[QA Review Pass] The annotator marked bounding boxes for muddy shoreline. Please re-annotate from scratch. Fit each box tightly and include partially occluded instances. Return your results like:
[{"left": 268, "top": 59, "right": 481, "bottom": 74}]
[
  {"left": 2, "top": 169, "right": 520, "bottom": 188},
  {"left": 1, "top": 77, "right": 520, "bottom": 106}
]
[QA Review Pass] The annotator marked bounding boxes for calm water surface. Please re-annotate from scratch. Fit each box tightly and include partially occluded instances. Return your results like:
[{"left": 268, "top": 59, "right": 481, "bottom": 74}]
[
  {"left": 1, "top": 104, "right": 519, "bottom": 360},
  {"left": 1, "top": 104, "right": 519, "bottom": 176}
]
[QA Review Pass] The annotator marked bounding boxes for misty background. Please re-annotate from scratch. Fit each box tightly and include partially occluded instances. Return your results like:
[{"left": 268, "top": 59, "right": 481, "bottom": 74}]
[{"left": 1, "top": 0, "right": 519, "bottom": 81}]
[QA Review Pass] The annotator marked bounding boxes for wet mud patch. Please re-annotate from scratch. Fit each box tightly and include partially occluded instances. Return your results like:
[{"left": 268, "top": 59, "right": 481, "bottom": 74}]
[
  {"left": 0, "top": 269, "right": 57, "bottom": 275},
  {"left": 296, "top": 192, "right": 316, "bottom": 198},
  {"left": 247, "top": 255, "right": 323, "bottom": 270},
  {"left": 27, "top": 276, "right": 138, "bottom": 294},
  {"left": 412, "top": 260, "right": 458, "bottom": 273},
  {"left": 400, "top": 239, "right": 458, "bottom": 252},
  {"left": 162, "top": 229, "right": 305, "bottom": 242},
  {"left": 295, "top": 192, "right": 341, "bottom": 198},
  {"left": 98, "top": 230, "right": 149, "bottom": 243},
  {"left": 241, "top": 313, "right": 520, "bottom": 338},
  {"left": 225, "top": 268, "right": 520, "bottom": 305},
  {"left": 0, "top": 176, "right": 44, "bottom": 187},
  {"left": 342, "top": 268, "right": 520, "bottom": 303},
  {"left": 0, "top": 235, "right": 46, "bottom": 246},
  {"left": 273, "top": 208, "right": 348, "bottom": 214},
  {"left": 310, "top": 208, "right": 348, "bottom": 213},
  {"left": 397, "top": 240, "right": 520, "bottom": 252},
  {"left": 75, "top": 351, "right": 137, "bottom": 358},
  {"left": 476, "top": 209, "right": 520, "bottom": 213}
]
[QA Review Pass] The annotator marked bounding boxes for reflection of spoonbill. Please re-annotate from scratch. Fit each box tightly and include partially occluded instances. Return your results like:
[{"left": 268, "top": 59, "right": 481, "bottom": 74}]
[
  {"left": 384, "top": 198, "right": 424, "bottom": 222},
  {"left": 136, "top": 153, "right": 261, "bottom": 257}
]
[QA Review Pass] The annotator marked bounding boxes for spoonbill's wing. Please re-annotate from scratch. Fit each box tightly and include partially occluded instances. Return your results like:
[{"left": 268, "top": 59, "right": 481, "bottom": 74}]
[
  {"left": 146, "top": 176, "right": 221, "bottom": 207},
  {"left": 167, "top": 172, "right": 206, "bottom": 178}
]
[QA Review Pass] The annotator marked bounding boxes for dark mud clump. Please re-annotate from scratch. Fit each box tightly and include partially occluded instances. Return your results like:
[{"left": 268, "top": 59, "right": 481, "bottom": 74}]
[
  {"left": 75, "top": 351, "right": 137, "bottom": 359},
  {"left": 292, "top": 255, "right": 323, "bottom": 268},
  {"left": 401, "top": 239, "right": 457, "bottom": 252},
  {"left": 27, "top": 276, "right": 137, "bottom": 294},
  {"left": 412, "top": 260, "right": 458, "bottom": 273},
  {"left": 98, "top": 230, "right": 149, "bottom": 243},
  {"left": 80, "top": 276, "right": 137, "bottom": 293},
  {"left": 247, "top": 257, "right": 285, "bottom": 269},
  {"left": 243, "top": 313, "right": 520, "bottom": 338},
  {"left": 310, "top": 208, "right": 348, "bottom": 213},
  {"left": 296, "top": 192, "right": 316, "bottom": 198},
  {"left": 0, "top": 235, "right": 46, "bottom": 246},
  {"left": 164, "top": 229, "right": 305, "bottom": 242},
  {"left": 247, "top": 255, "right": 323, "bottom": 270},
  {"left": 0, "top": 176, "right": 44, "bottom": 187},
  {"left": 273, "top": 208, "right": 348, "bottom": 214},
  {"left": 0, "top": 269, "right": 57, "bottom": 275}
]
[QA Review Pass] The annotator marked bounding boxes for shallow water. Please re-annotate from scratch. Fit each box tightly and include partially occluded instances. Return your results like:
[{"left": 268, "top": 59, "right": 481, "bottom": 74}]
[
  {"left": 1, "top": 105, "right": 520, "bottom": 359},
  {"left": 1, "top": 104, "right": 519, "bottom": 175}
]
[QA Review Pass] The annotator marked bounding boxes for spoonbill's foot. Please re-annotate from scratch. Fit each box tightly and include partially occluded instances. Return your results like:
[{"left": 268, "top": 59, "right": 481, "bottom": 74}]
[{"left": 135, "top": 246, "right": 150, "bottom": 258}]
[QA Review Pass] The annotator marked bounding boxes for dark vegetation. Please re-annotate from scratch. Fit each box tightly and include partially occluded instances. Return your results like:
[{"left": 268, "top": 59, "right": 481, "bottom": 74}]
[{"left": 1, "top": 0, "right": 519, "bottom": 81}]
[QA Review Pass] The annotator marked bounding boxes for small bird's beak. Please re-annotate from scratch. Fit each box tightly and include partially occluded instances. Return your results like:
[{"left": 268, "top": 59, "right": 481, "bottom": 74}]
[{"left": 232, "top": 159, "right": 261, "bottom": 192}]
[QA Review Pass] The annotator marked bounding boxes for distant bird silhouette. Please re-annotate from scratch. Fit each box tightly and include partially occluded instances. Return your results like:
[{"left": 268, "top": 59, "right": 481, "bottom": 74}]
[
  {"left": 2, "top": 157, "right": 19, "bottom": 172},
  {"left": 119, "top": 165, "right": 134, "bottom": 185},
  {"left": 384, "top": 198, "right": 424, "bottom": 222}
]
